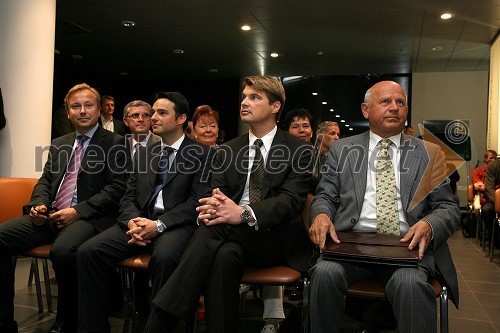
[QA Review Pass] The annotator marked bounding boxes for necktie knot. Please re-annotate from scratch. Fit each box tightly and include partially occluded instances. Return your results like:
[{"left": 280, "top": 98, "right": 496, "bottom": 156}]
[
  {"left": 77, "top": 135, "right": 89, "bottom": 146},
  {"left": 253, "top": 139, "right": 263, "bottom": 148},
  {"left": 379, "top": 138, "right": 391, "bottom": 150}
]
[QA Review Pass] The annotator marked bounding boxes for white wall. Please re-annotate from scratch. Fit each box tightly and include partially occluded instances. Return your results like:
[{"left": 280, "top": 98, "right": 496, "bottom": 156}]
[{"left": 412, "top": 71, "right": 489, "bottom": 206}]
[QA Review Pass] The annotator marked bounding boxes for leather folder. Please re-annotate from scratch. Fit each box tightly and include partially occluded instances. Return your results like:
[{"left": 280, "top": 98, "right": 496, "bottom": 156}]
[{"left": 321, "top": 232, "right": 419, "bottom": 267}]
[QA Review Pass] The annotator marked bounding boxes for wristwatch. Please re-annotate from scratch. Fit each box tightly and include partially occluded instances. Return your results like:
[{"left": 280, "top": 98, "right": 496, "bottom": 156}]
[
  {"left": 240, "top": 205, "right": 256, "bottom": 226},
  {"left": 155, "top": 219, "right": 166, "bottom": 233}
]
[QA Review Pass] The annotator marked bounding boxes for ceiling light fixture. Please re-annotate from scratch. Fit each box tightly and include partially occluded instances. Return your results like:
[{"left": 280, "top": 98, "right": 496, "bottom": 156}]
[
  {"left": 329, "top": 109, "right": 334, "bottom": 112},
  {"left": 121, "top": 20, "right": 136, "bottom": 27},
  {"left": 173, "top": 49, "right": 184, "bottom": 54},
  {"left": 340, "top": 119, "right": 346, "bottom": 123},
  {"left": 270, "top": 52, "right": 279, "bottom": 58},
  {"left": 440, "top": 13, "right": 452, "bottom": 20},
  {"left": 335, "top": 115, "right": 340, "bottom": 118},
  {"left": 349, "top": 128, "right": 353, "bottom": 131},
  {"left": 72, "top": 54, "right": 83, "bottom": 59},
  {"left": 431, "top": 46, "right": 443, "bottom": 51},
  {"left": 241, "top": 25, "right": 251, "bottom": 31},
  {"left": 322, "top": 101, "right": 327, "bottom": 105},
  {"left": 312, "top": 92, "right": 318, "bottom": 96},
  {"left": 345, "top": 124, "right": 350, "bottom": 127},
  {"left": 208, "top": 68, "right": 218, "bottom": 73}
]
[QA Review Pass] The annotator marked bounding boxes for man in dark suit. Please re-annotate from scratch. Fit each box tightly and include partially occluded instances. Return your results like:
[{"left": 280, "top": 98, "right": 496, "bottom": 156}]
[
  {"left": 308, "top": 81, "right": 461, "bottom": 333},
  {"left": 98, "top": 95, "right": 126, "bottom": 136},
  {"left": 122, "top": 99, "right": 161, "bottom": 157},
  {"left": 483, "top": 158, "right": 500, "bottom": 248},
  {"left": 0, "top": 83, "right": 129, "bottom": 333},
  {"left": 143, "top": 76, "right": 312, "bottom": 333},
  {"left": 77, "top": 92, "right": 214, "bottom": 332}
]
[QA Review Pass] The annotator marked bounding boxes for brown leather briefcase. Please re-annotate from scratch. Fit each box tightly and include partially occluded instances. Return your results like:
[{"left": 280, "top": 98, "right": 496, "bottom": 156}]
[{"left": 321, "top": 232, "right": 419, "bottom": 267}]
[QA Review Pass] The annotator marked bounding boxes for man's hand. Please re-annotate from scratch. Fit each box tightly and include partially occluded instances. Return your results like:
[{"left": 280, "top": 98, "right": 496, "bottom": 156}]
[
  {"left": 196, "top": 188, "right": 242, "bottom": 226},
  {"left": 400, "top": 220, "right": 432, "bottom": 260},
  {"left": 30, "top": 205, "right": 50, "bottom": 226},
  {"left": 48, "top": 207, "right": 80, "bottom": 229},
  {"left": 309, "top": 213, "right": 338, "bottom": 249},
  {"left": 126, "top": 217, "right": 158, "bottom": 246}
]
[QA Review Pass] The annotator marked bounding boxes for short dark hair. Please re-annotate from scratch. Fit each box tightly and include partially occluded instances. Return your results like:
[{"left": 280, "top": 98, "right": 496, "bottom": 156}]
[
  {"left": 154, "top": 92, "right": 191, "bottom": 130},
  {"left": 100, "top": 95, "right": 114, "bottom": 106},
  {"left": 284, "top": 108, "right": 313, "bottom": 130},
  {"left": 193, "top": 105, "right": 220, "bottom": 127}
]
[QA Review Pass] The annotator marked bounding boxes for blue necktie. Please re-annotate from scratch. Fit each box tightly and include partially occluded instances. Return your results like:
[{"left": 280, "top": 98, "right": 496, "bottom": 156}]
[{"left": 148, "top": 146, "right": 174, "bottom": 218}]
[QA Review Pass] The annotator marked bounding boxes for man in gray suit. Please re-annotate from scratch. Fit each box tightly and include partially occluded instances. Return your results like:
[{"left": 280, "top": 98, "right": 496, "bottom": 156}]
[
  {"left": 122, "top": 99, "right": 161, "bottom": 158},
  {"left": 308, "top": 81, "right": 460, "bottom": 333}
]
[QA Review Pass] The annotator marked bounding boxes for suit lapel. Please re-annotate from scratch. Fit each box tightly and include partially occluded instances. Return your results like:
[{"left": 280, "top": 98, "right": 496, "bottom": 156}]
[
  {"left": 236, "top": 135, "right": 250, "bottom": 192},
  {"left": 261, "top": 130, "right": 286, "bottom": 199},
  {"left": 349, "top": 131, "right": 369, "bottom": 213},
  {"left": 400, "top": 136, "right": 424, "bottom": 211},
  {"left": 147, "top": 141, "right": 163, "bottom": 187},
  {"left": 54, "top": 134, "right": 75, "bottom": 187}
]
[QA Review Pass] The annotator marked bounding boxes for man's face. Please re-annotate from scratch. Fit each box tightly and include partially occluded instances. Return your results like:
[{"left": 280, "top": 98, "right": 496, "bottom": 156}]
[
  {"left": 288, "top": 116, "right": 312, "bottom": 142},
  {"left": 321, "top": 125, "right": 340, "bottom": 152},
  {"left": 151, "top": 98, "right": 185, "bottom": 137},
  {"left": 123, "top": 105, "right": 152, "bottom": 135},
  {"left": 101, "top": 98, "right": 115, "bottom": 117},
  {"left": 240, "top": 86, "right": 279, "bottom": 125},
  {"left": 361, "top": 81, "right": 408, "bottom": 138},
  {"left": 66, "top": 89, "right": 100, "bottom": 133}
]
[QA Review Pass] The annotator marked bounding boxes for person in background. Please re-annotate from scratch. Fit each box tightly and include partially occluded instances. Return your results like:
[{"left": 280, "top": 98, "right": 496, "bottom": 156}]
[
  {"left": 403, "top": 125, "right": 414, "bottom": 136},
  {"left": 99, "top": 95, "right": 126, "bottom": 136},
  {"left": 311, "top": 121, "right": 341, "bottom": 193},
  {"left": 284, "top": 108, "right": 313, "bottom": 142},
  {"left": 192, "top": 105, "right": 220, "bottom": 147},
  {"left": 441, "top": 149, "right": 460, "bottom": 194},
  {"left": 482, "top": 156, "right": 500, "bottom": 249},
  {"left": 472, "top": 150, "right": 497, "bottom": 201},
  {"left": 0, "top": 83, "right": 129, "bottom": 333},
  {"left": 308, "top": 80, "right": 460, "bottom": 333},
  {"left": 123, "top": 100, "right": 161, "bottom": 158}
]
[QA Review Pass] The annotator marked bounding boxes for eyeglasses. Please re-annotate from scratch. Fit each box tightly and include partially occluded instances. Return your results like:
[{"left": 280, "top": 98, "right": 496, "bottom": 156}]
[{"left": 127, "top": 113, "right": 151, "bottom": 120}]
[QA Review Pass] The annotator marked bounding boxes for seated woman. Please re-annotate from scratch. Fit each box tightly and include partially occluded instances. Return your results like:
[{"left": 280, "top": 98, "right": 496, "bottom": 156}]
[
  {"left": 472, "top": 149, "right": 497, "bottom": 205},
  {"left": 192, "top": 104, "right": 220, "bottom": 147}
]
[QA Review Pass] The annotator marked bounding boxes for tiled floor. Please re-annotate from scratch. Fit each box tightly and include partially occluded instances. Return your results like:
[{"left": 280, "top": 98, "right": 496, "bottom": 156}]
[{"left": 12, "top": 230, "right": 500, "bottom": 333}]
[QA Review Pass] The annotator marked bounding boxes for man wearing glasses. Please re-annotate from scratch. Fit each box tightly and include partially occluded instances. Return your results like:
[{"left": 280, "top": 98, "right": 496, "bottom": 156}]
[{"left": 123, "top": 100, "right": 161, "bottom": 158}]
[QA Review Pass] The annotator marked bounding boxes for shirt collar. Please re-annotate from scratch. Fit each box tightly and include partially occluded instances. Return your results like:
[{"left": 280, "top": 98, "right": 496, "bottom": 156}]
[
  {"left": 161, "top": 134, "right": 185, "bottom": 151},
  {"left": 132, "top": 132, "right": 152, "bottom": 147},
  {"left": 249, "top": 126, "right": 277, "bottom": 152},
  {"left": 76, "top": 123, "right": 99, "bottom": 140},
  {"left": 369, "top": 130, "right": 401, "bottom": 151}
]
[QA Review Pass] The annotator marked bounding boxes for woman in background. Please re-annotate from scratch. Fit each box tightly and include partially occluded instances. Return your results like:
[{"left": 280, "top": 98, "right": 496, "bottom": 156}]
[{"left": 192, "top": 105, "right": 220, "bottom": 147}]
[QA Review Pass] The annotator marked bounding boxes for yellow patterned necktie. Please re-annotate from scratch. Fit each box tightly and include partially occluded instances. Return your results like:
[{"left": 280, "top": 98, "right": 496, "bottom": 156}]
[{"left": 375, "top": 139, "right": 400, "bottom": 236}]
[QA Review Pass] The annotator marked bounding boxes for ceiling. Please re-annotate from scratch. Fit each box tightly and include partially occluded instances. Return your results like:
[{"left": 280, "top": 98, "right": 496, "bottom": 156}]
[{"left": 55, "top": 0, "right": 500, "bottom": 81}]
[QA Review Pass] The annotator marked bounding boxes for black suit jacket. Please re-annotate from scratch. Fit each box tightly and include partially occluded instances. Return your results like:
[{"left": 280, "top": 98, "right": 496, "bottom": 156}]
[
  {"left": 25, "top": 126, "right": 129, "bottom": 231},
  {"left": 118, "top": 135, "right": 214, "bottom": 230},
  {"left": 212, "top": 129, "right": 313, "bottom": 271},
  {"left": 98, "top": 117, "right": 126, "bottom": 136}
]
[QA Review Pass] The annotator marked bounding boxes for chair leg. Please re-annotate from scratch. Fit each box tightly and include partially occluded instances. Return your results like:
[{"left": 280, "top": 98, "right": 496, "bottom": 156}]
[
  {"left": 439, "top": 286, "right": 448, "bottom": 333},
  {"left": 185, "top": 311, "right": 197, "bottom": 333},
  {"left": 490, "top": 217, "right": 499, "bottom": 261},
  {"left": 28, "top": 260, "right": 34, "bottom": 286},
  {"left": 302, "top": 278, "right": 310, "bottom": 333},
  {"left": 32, "top": 258, "right": 44, "bottom": 313},
  {"left": 42, "top": 258, "right": 53, "bottom": 312}
]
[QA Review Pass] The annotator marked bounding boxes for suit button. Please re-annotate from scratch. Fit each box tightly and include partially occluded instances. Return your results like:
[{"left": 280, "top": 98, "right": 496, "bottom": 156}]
[{"left": 350, "top": 218, "right": 356, "bottom": 224}]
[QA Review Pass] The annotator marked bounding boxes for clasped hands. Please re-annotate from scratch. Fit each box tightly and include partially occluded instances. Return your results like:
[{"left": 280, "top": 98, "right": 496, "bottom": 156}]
[
  {"left": 196, "top": 188, "right": 242, "bottom": 226},
  {"left": 30, "top": 205, "right": 79, "bottom": 229},
  {"left": 126, "top": 217, "right": 158, "bottom": 246},
  {"left": 309, "top": 213, "right": 433, "bottom": 260}
]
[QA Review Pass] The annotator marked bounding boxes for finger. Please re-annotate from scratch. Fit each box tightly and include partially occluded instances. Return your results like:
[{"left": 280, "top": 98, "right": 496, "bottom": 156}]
[
  {"left": 408, "top": 232, "right": 420, "bottom": 250},
  {"left": 401, "top": 228, "right": 414, "bottom": 243},
  {"left": 418, "top": 238, "right": 426, "bottom": 260},
  {"left": 199, "top": 197, "right": 210, "bottom": 204},
  {"left": 126, "top": 227, "right": 142, "bottom": 235},
  {"left": 330, "top": 227, "right": 340, "bottom": 243}
]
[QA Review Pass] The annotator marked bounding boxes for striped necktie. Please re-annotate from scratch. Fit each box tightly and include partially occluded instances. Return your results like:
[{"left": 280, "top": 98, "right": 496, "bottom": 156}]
[
  {"left": 375, "top": 139, "right": 400, "bottom": 236},
  {"left": 249, "top": 139, "right": 265, "bottom": 203},
  {"left": 54, "top": 135, "right": 89, "bottom": 210}
]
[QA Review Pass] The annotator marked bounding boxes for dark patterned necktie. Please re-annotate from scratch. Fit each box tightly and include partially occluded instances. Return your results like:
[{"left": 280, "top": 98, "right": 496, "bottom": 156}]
[
  {"left": 54, "top": 135, "right": 89, "bottom": 209},
  {"left": 148, "top": 146, "right": 174, "bottom": 217},
  {"left": 249, "top": 139, "right": 265, "bottom": 203},
  {"left": 375, "top": 139, "right": 400, "bottom": 235}
]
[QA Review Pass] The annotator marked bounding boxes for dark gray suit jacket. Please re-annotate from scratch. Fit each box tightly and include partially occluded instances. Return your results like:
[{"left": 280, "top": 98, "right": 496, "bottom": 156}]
[{"left": 311, "top": 131, "right": 461, "bottom": 306}]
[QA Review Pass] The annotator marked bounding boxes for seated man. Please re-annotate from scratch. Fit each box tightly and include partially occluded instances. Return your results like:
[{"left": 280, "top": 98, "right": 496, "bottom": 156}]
[
  {"left": 0, "top": 83, "right": 129, "bottom": 333},
  {"left": 77, "top": 92, "right": 214, "bottom": 332},
  {"left": 483, "top": 157, "right": 500, "bottom": 248},
  {"left": 144, "top": 75, "right": 313, "bottom": 333},
  {"left": 308, "top": 81, "right": 460, "bottom": 333}
]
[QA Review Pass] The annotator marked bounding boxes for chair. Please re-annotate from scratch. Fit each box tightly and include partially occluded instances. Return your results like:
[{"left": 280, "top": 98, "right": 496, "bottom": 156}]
[
  {"left": 489, "top": 189, "right": 500, "bottom": 261},
  {"left": 347, "top": 277, "right": 448, "bottom": 333},
  {"left": 465, "top": 184, "right": 482, "bottom": 242},
  {"left": 0, "top": 177, "right": 52, "bottom": 313}
]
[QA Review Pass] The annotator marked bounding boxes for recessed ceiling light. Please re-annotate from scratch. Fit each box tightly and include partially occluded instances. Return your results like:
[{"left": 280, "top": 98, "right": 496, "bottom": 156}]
[
  {"left": 440, "top": 13, "right": 452, "bottom": 20},
  {"left": 322, "top": 101, "right": 327, "bottom": 105},
  {"left": 121, "top": 20, "right": 136, "bottom": 27},
  {"left": 312, "top": 92, "right": 318, "bottom": 96},
  {"left": 72, "top": 54, "right": 83, "bottom": 59},
  {"left": 270, "top": 52, "right": 279, "bottom": 58},
  {"left": 208, "top": 68, "right": 218, "bottom": 73},
  {"left": 241, "top": 25, "right": 251, "bottom": 31},
  {"left": 345, "top": 124, "right": 350, "bottom": 127},
  {"left": 431, "top": 46, "right": 443, "bottom": 51},
  {"left": 335, "top": 114, "right": 340, "bottom": 118},
  {"left": 54, "top": 49, "right": 60, "bottom": 55},
  {"left": 349, "top": 128, "right": 353, "bottom": 131},
  {"left": 173, "top": 49, "right": 184, "bottom": 54},
  {"left": 329, "top": 109, "right": 334, "bottom": 112},
  {"left": 340, "top": 120, "right": 346, "bottom": 123}
]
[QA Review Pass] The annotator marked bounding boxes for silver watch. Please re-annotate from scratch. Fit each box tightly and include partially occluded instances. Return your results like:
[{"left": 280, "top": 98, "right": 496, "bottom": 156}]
[
  {"left": 240, "top": 205, "right": 256, "bottom": 226},
  {"left": 155, "top": 219, "right": 166, "bottom": 233}
]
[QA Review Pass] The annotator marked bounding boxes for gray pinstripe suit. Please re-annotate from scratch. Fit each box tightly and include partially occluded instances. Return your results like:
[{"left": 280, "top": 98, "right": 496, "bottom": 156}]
[{"left": 309, "top": 131, "right": 460, "bottom": 333}]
